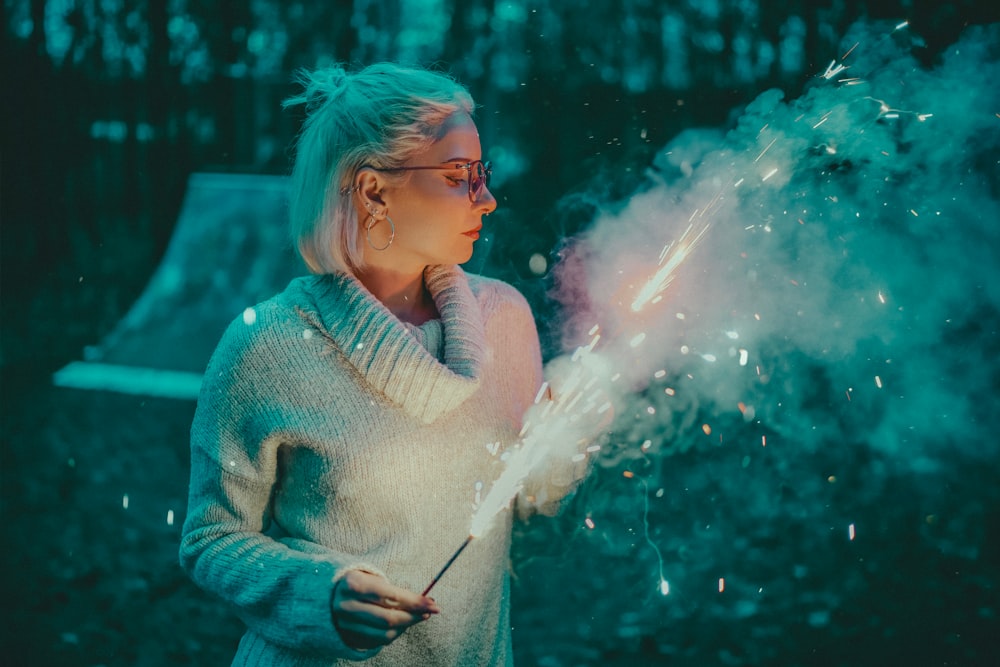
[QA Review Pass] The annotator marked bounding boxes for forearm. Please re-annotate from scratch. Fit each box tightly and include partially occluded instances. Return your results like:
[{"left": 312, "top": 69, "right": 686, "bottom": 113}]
[{"left": 179, "top": 449, "right": 378, "bottom": 660}]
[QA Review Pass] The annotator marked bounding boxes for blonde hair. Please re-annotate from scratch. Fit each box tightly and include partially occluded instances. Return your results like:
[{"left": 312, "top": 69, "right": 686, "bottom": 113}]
[{"left": 283, "top": 62, "right": 475, "bottom": 274}]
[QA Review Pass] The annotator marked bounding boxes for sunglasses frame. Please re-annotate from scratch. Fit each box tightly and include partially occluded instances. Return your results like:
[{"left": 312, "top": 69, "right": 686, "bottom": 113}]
[{"left": 362, "top": 160, "right": 492, "bottom": 202}]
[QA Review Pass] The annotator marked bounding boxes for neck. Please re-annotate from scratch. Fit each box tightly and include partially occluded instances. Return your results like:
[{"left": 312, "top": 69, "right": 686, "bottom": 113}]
[{"left": 356, "top": 266, "right": 439, "bottom": 325}]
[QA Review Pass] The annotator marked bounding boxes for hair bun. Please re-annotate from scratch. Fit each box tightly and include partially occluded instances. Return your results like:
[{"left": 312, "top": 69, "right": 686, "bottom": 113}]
[{"left": 284, "top": 64, "right": 350, "bottom": 111}]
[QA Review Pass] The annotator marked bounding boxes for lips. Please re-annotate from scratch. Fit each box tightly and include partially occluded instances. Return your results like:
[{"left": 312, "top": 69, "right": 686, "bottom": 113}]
[{"left": 463, "top": 226, "right": 482, "bottom": 239}]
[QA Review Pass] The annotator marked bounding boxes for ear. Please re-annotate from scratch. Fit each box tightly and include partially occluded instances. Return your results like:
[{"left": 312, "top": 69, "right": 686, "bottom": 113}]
[{"left": 354, "top": 168, "right": 387, "bottom": 216}]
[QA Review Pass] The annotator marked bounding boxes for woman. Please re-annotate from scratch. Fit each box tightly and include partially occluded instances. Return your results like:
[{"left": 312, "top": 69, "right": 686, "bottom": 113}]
[{"left": 179, "top": 63, "right": 583, "bottom": 666}]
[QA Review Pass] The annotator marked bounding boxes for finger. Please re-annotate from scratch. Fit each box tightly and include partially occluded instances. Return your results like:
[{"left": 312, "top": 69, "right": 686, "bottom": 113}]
[
  {"left": 340, "top": 571, "right": 440, "bottom": 614},
  {"left": 336, "top": 619, "right": 407, "bottom": 649},
  {"left": 337, "top": 598, "right": 432, "bottom": 630}
]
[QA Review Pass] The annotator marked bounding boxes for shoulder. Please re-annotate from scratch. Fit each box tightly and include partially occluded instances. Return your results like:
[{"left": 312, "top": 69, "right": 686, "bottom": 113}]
[
  {"left": 204, "top": 276, "right": 322, "bottom": 379},
  {"left": 464, "top": 272, "right": 541, "bottom": 356},
  {"left": 466, "top": 271, "right": 533, "bottom": 317}
]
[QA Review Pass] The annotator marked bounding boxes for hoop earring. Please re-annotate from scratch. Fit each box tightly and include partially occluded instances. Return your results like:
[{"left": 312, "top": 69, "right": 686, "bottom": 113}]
[{"left": 366, "top": 213, "right": 395, "bottom": 251}]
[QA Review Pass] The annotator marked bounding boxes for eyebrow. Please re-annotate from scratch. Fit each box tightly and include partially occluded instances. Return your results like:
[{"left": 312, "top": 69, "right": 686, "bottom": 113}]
[{"left": 441, "top": 157, "right": 476, "bottom": 164}]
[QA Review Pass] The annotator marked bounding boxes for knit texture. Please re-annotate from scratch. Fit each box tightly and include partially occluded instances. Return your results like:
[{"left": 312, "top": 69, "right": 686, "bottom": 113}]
[{"left": 179, "top": 265, "right": 571, "bottom": 666}]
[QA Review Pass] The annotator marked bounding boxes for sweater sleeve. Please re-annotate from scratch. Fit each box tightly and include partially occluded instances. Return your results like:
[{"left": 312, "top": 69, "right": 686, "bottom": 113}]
[{"left": 178, "top": 314, "right": 379, "bottom": 661}]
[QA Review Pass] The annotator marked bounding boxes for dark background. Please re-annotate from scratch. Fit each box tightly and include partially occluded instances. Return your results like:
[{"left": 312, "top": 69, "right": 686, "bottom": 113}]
[{"left": 2, "top": 1, "right": 998, "bottom": 665}]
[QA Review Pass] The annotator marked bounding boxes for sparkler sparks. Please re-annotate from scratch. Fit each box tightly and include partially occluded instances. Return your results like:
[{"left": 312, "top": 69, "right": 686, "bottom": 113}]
[
  {"left": 631, "top": 224, "right": 710, "bottom": 313},
  {"left": 641, "top": 480, "right": 669, "bottom": 596},
  {"left": 425, "top": 336, "right": 614, "bottom": 593},
  {"left": 821, "top": 60, "right": 849, "bottom": 80}
]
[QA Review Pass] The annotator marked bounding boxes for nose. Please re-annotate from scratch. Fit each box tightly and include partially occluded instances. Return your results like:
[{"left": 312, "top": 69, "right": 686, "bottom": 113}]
[{"left": 476, "top": 186, "right": 498, "bottom": 216}]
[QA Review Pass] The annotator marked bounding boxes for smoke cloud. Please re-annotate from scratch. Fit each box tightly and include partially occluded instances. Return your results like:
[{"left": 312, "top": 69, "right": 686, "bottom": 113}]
[
  {"left": 513, "top": 22, "right": 999, "bottom": 661},
  {"left": 552, "top": 20, "right": 1000, "bottom": 470}
]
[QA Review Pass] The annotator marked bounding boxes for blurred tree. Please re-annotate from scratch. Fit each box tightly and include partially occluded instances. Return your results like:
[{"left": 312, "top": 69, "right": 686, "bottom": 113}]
[{"left": 4, "top": 0, "right": 996, "bottom": 367}]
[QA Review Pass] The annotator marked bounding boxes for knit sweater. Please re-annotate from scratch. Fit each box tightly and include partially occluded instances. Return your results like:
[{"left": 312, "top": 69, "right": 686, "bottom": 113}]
[{"left": 179, "top": 264, "right": 575, "bottom": 666}]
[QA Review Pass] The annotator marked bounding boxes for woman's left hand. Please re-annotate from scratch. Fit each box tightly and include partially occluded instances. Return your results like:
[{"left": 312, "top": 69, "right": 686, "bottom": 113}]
[{"left": 331, "top": 569, "right": 440, "bottom": 650}]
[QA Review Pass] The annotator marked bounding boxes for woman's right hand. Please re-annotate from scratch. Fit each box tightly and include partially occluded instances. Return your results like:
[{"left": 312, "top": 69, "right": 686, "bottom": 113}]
[{"left": 331, "top": 569, "right": 441, "bottom": 650}]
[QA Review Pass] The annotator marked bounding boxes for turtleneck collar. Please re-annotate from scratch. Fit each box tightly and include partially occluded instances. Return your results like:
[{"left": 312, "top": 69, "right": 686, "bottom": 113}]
[{"left": 292, "top": 264, "right": 486, "bottom": 424}]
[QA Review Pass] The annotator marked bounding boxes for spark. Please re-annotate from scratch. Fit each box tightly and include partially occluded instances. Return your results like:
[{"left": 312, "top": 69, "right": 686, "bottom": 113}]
[
  {"left": 755, "top": 137, "right": 778, "bottom": 162},
  {"left": 167, "top": 509, "right": 175, "bottom": 526},
  {"left": 242, "top": 307, "right": 257, "bottom": 325},
  {"left": 878, "top": 291, "right": 886, "bottom": 304},
  {"left": 122, "top": 494, "right": 129, "bottom": 509},
  {"left": 631, "top": 224, "right": 710, "bottom": 312},
  {"left": 894, "top": 20, "right": 909, "bottom": 31},
  {"left": 585, "top": 517, "right": 596, "bottom": 529},
  {"left": 629, "top": 333, "right": 647, "bottom": 348},
  {"left": 812, "top": 112, "right": 833, "bottom": 129},
  {"left": 641, "top": 479, "right": 669, "bottom": 596},
  {"left": 762, "top": 168, "right": 779, "bottom": 182},
  {"left": 761, "top": 435, "right": 767, "bottom": 447},
  {"left": 719, "top": 578, "right": 726, "bottom": 593},
  {"left": 739, "top": 349, "right": 749, "bottom": 366},
  {"left": 821, "top": 60, "right": 849, "bottom": 80},
  {"left": 865, "top": 96, "right": 930, "bottom": 122},
  {"left": 875, "top": 376, "right": 883, "bottom": 388},
  {"left": 849, "top": 523, "right": 857, "bottom": 540}
]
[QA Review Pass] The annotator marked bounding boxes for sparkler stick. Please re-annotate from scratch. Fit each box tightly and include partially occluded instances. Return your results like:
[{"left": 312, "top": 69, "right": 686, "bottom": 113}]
[{"left": 422, "top": 535, "right": 473, "bottom": 596}]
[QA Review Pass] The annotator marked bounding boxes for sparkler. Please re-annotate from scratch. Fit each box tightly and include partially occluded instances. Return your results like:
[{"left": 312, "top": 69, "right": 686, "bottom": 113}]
[
  {"left": 423, "top": 211, "right": 710, "bottom": 593},
  {"left": 423, "top": 335, "right": 612, "bottom": 594}
]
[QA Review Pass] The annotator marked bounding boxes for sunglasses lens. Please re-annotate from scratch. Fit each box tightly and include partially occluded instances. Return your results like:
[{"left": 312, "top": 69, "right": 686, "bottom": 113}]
[{"left": 470, "top": 161, "right": 490, "bottom": 200}]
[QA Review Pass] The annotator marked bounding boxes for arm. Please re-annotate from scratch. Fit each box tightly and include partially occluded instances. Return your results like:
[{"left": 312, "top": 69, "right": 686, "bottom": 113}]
[
  {"left": 179, "top": 317, "right": 435, "bottom": 658},
  {"left": 485, "top": 283, "right": 606, "bottom": 518}
]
